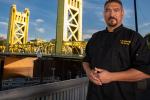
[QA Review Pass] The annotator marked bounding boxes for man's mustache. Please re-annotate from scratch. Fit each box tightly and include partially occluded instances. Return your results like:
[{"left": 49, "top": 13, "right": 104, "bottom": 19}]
[{"left": 108, "top": 17, "right": 117, "bottom": 20}]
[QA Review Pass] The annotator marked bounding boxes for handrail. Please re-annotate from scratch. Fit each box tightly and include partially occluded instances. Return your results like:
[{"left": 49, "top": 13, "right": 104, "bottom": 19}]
[{"left": 0, "top": 77, "right": 88, "bottom": 100}]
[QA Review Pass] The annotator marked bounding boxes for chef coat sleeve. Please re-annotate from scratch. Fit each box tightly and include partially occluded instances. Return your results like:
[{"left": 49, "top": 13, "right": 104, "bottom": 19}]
[
  {"left": 131, "top": 33, "right": 150, "bottom": 75},
  {"left": 82, "top": 41, "right": 91, "bottom": 63},
  {"left": 82, "top": 33, "right": 97, "bottom": 63}
]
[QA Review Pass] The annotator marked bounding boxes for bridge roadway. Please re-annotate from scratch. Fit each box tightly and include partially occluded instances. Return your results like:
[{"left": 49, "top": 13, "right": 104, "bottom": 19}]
[
  {"left": 0, "top": 53, "right": 150, "bottom": 100},
  {"left": 0, "top": 52, "right": 84, "bottom": 58},
  {"left": 0, "top": 52, "right": 85, "bottom": 89}
]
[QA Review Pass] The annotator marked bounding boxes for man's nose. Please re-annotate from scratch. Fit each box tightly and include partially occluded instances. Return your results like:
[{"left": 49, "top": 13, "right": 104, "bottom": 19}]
[{"left": 110, "top": 10, "right": 115, "bottom": 16}]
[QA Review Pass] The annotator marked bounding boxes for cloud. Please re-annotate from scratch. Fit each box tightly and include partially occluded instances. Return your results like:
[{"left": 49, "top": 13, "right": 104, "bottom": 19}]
[
  {"left": 0, "top": 21, "right": 8, "bottom": 36},
  {"left": 138, "top": 22, "right": 150, "bottom": 36},
  {"left": 36, "top": 27, "right": 45, "bottom": 33},
  {"left": 0, "top": 33, "right": 7, "bottom": 39},
  {"left": 1, "top": 0, "right": 24, "bottom": 9},
  {"left": 35, "top": 19, "right": 44, "bottom": 23},
  {"left": 30, "top": 18, "right": 46, "bottom": 34},
  {"left": 139, "top": 22, "right": 150, "bottom": 29},
  {"left": 0, "top": 21, "right": 8, "bottom": 27},
  {"left": 100, "top": 18, "right": 105, "bottom": 23},
  {"left": 0, "top": 0, "right": 14, "bottom": 4},
  {"left": 124, "top": 8, "right": 134, "bottom": 19},
  {"left": 83, "top": 1, "right": 104, "bottom": 23},
  {"left": 84, "top": 29, "right": 99, "bottom": 34},
  {"left": 83, "top": 1, "right": 103, "bottom": 17},
  {"left": 123, "top": 8, "right": 135, "bottom": 26},
  {"left": 83, "top": 34, "right": 92, "bottom": 40},
  {"left": 31, "top": 18, "right": 45, "bottom": 26},
  {"left": 84, "top": 1, "right": 102, "bottom": 10},
  {"left": 95, "top": 11, "right": 104, "bottom": 19}
]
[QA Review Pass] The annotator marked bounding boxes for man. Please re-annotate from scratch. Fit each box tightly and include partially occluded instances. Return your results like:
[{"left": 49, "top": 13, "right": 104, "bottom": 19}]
[{"left": 82, "top": 0, "right": 150, "bottom": 100}]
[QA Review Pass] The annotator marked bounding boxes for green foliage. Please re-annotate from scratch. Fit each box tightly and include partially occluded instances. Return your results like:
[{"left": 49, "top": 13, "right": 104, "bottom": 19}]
[
  {"left": 0, "top": 39, "right": 7, "bottom": 45},
  {"left": 144, "top": 33, "right": 150, "bottom": 49}
]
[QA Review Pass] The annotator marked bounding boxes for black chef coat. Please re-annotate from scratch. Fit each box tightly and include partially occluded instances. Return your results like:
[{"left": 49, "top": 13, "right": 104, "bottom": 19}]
[{"left": 83, "top": 25, "right": 150, "bottom": 100}]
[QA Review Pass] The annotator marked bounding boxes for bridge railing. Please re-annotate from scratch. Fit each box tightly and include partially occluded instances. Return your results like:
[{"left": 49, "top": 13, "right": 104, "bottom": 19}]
[
  {"left": 0, "top": 41, "right": 87, "bottom": 55},
  {"left": 0, "top": 77, "right": 88, "bottom": 100}
]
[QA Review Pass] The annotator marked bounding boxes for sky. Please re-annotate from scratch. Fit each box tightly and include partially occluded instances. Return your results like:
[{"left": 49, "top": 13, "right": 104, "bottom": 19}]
[{"left": 0, "top": 0, "right": 150, "bottom": 41}]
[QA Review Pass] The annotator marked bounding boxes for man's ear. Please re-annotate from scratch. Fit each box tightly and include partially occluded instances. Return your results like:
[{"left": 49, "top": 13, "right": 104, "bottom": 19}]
[{"left": 122, "top": 9, "right": 124, "bottom": 17}]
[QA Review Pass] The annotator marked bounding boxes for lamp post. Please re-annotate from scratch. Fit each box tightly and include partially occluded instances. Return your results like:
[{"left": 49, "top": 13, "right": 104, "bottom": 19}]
[{"left": 134, "top": 0, "right": 138, "bottom": 32}]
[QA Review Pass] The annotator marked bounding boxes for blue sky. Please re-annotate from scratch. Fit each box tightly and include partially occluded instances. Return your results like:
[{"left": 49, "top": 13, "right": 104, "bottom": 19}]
[{"left": 0, "top": 0, "right": 150, "bottom": 41}]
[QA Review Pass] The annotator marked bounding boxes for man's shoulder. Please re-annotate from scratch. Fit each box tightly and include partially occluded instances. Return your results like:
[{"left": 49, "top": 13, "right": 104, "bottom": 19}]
[
  {"left": 92, "top": 30, "right": 105, "bottom": 38},
  {"left": 122, "top": 26, "right": 136, "bottom": 33},
  {"left": 87, "top": 30, "right": 104, "bottom": 43},
  {"left": 122, "top": 26, "right": 143, "bottom": 40},
  {"left": 122, "top": 26, "right": 142, "bottom": 36}
]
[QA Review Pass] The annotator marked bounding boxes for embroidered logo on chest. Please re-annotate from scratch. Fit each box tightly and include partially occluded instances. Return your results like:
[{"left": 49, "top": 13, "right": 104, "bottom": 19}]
[{"left": 120, "top": 40, "right": 131, "bottom": 46}]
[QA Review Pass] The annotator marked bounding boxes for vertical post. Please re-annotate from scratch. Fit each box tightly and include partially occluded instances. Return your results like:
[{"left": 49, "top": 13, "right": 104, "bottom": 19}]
[
  {"left": 134, "top": 0, "right": 138, "bottom": 32},
  {"left": 40, "top": 58, "right": 44, "bottom": 84},
  {"left": 51, "top": 67, "right": 56, "bottom": 80},
  {"left": 56, "top": 0, "right": 65, "bottom": 55},
  {"left": 0, "top": 59, "right": 4, "bottom": 91}
]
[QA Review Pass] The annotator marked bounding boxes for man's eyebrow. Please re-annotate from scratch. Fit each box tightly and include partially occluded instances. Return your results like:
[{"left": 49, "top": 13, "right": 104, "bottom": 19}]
[{"left": 105, "top": 7, "right": 120, "bottom": 10}]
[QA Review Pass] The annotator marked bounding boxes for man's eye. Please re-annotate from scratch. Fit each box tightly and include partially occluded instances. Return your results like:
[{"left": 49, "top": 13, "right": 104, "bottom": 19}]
[
  {"left": 105, "top": 9, "right": 111, "bottom": 12},
  {"left": 105, "top": 9, "right": 121, "bottom": 13},
  {"left": 114, "top": 9, "right": 120, "bottom": 12}
]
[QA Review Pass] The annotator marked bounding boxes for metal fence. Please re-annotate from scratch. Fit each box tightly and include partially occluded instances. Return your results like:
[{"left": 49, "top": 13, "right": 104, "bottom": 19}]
[{"left": 0, "top": 77, "right": 88, "bottom": 100}]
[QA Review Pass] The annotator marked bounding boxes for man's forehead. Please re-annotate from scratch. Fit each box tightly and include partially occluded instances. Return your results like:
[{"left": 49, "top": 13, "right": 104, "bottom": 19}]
[{"left": 105, "top": 2, "right": 122, "bottom": 9}]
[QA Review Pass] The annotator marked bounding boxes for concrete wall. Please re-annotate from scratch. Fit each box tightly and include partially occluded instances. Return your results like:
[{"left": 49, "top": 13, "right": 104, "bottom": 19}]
[{"left": 3, "top": 56, "right": 37, "bottom": 79}]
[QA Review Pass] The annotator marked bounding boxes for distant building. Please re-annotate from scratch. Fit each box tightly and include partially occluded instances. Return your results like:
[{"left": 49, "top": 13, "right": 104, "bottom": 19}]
[
  {"left": 29, "top": 38, "right": 47, "bottom": 43},
  {"left": 0, "top": 36, "right": 6, "bottom": 40}
]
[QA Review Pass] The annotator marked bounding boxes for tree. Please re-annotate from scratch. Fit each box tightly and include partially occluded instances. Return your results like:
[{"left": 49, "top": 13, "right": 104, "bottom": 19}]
[
  {"left": 144, "top": 33, "right": 150, "bottom": 49},
  {"left": 0, "top": 36, "right": 7, "bottom": 45}
]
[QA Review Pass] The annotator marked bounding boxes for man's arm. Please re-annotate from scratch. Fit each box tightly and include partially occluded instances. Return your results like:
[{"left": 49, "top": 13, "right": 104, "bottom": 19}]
[
  {"left": 111, "top": 68, "right": 150, "bottom": 82},
  {"left": 95, "top": 68, "right": 150, "bottom": 84}
]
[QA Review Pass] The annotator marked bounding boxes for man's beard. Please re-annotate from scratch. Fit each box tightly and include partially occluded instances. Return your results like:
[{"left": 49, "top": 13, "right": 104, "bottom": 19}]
[{"left": 107, "top": 17, "right": 118, "bottom": 27}]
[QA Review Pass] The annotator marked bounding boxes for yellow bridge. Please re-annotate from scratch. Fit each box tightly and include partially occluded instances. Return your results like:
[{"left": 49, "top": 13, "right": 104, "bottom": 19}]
[{"left": 0, "top": 0, "right": 87, "bottom": 56}]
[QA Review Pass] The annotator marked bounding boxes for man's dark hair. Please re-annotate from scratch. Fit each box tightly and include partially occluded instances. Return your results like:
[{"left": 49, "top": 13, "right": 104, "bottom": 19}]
[{"left": 104, "top": 0, "right": 123, "bottom": 8}]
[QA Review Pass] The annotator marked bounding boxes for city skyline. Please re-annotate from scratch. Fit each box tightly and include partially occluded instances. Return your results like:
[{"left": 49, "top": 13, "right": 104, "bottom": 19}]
[{"left": 0, "top": 0, "right": 150, "bottom": 41}]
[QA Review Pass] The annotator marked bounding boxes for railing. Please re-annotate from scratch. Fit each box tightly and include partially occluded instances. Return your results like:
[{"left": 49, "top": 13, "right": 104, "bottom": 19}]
[
  {"left": 0, "top": 77, "right": 88, "bottom": 100},
  {"left": 0, "top": 41, "right": 87, "bottom": 55}
]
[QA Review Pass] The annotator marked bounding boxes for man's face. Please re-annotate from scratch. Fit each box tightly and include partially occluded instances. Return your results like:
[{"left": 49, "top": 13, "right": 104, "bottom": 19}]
[{"left": 104, "top": 2, "right": 124, "bottom": 27}]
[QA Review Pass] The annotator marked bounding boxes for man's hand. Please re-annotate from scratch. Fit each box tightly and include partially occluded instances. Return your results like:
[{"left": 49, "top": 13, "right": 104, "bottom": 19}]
[
  {"left": 86, "top": 69, "right": 102, "bottom": 85},
  {"left": 82, "top": 62, "right": 102, "bottom": 85},
  {"left": 95, "top": 68, "right": 113, "bottom": 84}
]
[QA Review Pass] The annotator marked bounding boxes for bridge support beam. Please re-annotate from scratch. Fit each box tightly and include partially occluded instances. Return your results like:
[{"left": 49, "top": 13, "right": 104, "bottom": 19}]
[
  {"left": 56, "top": 0, "right": 83, "bottom": 55},
  {"left": 7, "top": 5, "right": 30, "bottom": 45}
]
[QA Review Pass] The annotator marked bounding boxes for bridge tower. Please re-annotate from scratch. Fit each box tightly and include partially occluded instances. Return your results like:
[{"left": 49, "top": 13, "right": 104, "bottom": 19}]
[
  {"left": 7, "top": 4, "right": 30, "bottom": 45},
  {"left": 56, "top": 0, "right": 83, "bottom": 54}
]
